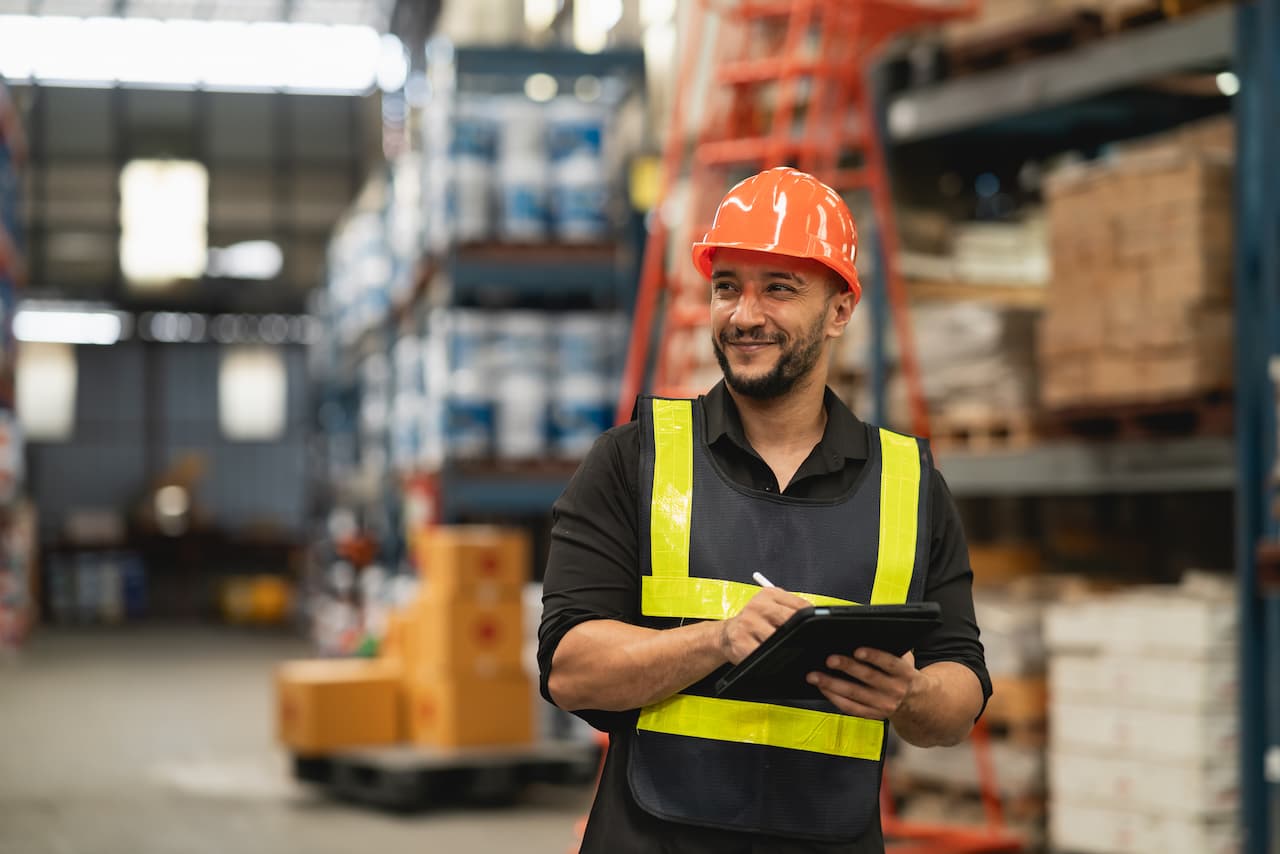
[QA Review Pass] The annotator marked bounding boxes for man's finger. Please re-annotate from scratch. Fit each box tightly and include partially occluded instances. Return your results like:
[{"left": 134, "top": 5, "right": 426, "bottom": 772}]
[{"left": 852, "top": 647, "right": 912, "bottom": 674}]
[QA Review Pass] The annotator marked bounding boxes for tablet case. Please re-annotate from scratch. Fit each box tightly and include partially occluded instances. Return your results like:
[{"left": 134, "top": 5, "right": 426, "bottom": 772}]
[{"left": 713, "top": 603, "right": 943, "bottom": 702}]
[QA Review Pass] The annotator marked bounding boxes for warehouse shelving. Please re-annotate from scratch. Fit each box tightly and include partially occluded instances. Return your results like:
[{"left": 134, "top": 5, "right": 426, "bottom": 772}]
[
  {"left": 939, "top": 436, "right": 1236, "bottom": 497},
  {"left": 878, "top": 2, "right": 1278, "bottom": 848},
  {"left": 887, "top": 4, "right": 1235, "bottom": 144}
]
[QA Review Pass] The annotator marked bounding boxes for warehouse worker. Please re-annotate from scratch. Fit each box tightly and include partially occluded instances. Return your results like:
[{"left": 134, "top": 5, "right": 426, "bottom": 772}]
[{"left": 538, "top": 167, "right": 990, "bottom": 853}]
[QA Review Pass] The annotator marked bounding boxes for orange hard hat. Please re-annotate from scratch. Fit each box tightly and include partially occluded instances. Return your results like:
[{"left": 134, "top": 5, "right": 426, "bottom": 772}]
[{"left": 692, "top": 167, "right": 861, "bottom": 303}]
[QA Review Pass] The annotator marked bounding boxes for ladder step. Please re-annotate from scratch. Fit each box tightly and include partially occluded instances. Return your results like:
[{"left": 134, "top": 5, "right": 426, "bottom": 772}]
[
  {"left": 696, "top": 137, "right": 818, "bottom": 165},
  {"left": 716, "top": 59, "right": 842, "bottom": 86},
  {"left": 735, "top": 1, "right": 803, "bottom": 18}
]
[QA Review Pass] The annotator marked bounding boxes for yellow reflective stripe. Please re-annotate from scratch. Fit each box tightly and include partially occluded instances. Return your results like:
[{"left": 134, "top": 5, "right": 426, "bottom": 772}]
[
  {"left": 642, "top": 576, "right": 857, "bottom": 620},
  {"left": 650, "top": 399, "right": 694, "bottom": 579},
  {"left": 870, "top": 429, "right": 921, "bottom": 605},
  {"left": 637, "top": 694, "right": 884, "bottom": 761}
]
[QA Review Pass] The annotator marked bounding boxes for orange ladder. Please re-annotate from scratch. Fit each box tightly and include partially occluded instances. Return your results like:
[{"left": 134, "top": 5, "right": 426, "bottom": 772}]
[{"left": 617, "top": 0, "right": 969, "bottom": 438}]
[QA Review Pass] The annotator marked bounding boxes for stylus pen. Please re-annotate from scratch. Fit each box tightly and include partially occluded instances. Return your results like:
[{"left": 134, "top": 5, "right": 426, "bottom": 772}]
[{"left": 752, "top": 572, "right": 775, "bottom": 588}]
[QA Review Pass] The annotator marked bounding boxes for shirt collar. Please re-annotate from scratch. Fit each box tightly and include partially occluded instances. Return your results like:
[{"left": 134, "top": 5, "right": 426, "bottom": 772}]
[{"left": 702, "top": 380, "right": 869, "bottom": 462}]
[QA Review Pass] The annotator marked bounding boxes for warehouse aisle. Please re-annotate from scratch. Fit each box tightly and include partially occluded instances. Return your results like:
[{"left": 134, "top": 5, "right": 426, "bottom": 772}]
[{"left": 0, "top": 628, "right": 592, "bottom": 854}]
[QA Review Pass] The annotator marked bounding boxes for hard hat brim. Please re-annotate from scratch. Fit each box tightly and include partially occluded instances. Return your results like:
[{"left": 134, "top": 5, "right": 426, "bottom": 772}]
[{"left": 691, "top": 240, "right": 862, "bottom": 305}]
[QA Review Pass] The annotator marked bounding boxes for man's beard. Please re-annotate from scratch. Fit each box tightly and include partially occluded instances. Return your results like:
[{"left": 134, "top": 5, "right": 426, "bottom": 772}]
[{"left": 712, "top": 312, "right": 826, "bottom": 400}]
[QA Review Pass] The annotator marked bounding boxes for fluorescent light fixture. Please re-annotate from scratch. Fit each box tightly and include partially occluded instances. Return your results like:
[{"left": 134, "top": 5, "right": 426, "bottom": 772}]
[
  {"left": 0, "top": 15, "right": 382, "bottom": 94},
  {"left": 1216, "top": 71, "right": 1240, "bottom": 97},
  {"left": 206, "top": 240, "right": 284, "bottom": 280},
  {"left": 121, "top": 159, "right": 208, "bottom": 288},
  {"left": 14, "top": 309, "right": 123, "bottom": 345},
  {"left": 376, "top": 33, "right": 408, "bottom": 93}
]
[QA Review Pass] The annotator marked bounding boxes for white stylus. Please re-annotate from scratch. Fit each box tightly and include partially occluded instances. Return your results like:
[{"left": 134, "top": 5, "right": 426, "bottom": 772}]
[{"left": 752, "top": 572, "right": 775, "bottom": 588}]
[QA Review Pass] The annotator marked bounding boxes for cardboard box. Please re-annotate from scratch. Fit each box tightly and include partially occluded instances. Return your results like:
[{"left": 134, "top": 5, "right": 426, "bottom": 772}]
[
  {"left": 276, "top": 659, "right": 403, "bottom": 755},
  {"left": 1049, "top": 752, "right": 1238, "bottom": 815},
  {"left": 407, "top": 672, "right": 533, "bottom": 747},
  {"left": 405, "top": 592, "right": 525, "bottom": 678},
  {"left": 413, "top": 525, "right": 531, "bottom": 597}
]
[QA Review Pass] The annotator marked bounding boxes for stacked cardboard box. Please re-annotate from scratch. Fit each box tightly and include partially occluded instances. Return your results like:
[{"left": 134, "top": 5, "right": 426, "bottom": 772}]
[
  {"left": 276, "top": 658, "right": 404, "bottom": 755},
  {"left": 404, "top": 526, "right": 534, "bottom": 747},
  {"left": 1040, "top": 118, "right": 1235, "bottom": 409},
  {"left": 1043, "top": 574, "right": 1239, "bottom": 854}
]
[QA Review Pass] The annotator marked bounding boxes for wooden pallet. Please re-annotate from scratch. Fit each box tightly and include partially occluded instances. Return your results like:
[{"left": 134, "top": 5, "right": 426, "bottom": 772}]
[
  {"left": 946, "top": 9, "right": 1105, "bottom": 76},
  {"left": 292, "top": 740, "right": 601, "bottom": 812},
  {"left": 931, "top": 409, "right": 1036, "bottom": 453},
  {"left": 1105, "top": 0, "right": 1231, "bottom": 32},
  {"left": 1042, "top": 388, "right": 1233, "bottom": 440}
]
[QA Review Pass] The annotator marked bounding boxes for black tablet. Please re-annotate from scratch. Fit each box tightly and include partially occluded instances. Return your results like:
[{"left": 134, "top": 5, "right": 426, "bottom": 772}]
[{"left": 713, "top": 602, "right": 943, "bottom": 702}]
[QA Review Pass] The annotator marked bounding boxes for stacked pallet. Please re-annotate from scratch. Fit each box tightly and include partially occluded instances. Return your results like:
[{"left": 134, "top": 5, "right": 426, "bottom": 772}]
[
  {"left": 1040, "top": 118, "right": 1234, "bottom": 411},
  {"left": 1044, "top": 573, "right": 1239, "bottom": 854}
]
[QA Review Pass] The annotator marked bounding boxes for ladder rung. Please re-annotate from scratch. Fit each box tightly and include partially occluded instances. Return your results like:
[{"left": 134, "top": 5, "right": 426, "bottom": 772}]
[
  {"left": 697, "top": 137, "right": 818, "bottom": 165},
  {"left": 735, "top": 1, "right": 801, "bottom": 18},
  {"left": 716, "top": 59, "right": 841, "bottom": 86}
]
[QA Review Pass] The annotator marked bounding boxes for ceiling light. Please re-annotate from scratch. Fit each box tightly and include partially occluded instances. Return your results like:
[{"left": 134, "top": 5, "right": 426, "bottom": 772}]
[{"left": 14, "top": 309, "right": 123, "bottom": 345}]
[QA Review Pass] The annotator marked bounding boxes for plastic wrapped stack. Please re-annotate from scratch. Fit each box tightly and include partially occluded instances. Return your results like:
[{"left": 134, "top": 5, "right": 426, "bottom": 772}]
[{"left": 1044, "top": 573, "right": 1239, "bottom": 854}]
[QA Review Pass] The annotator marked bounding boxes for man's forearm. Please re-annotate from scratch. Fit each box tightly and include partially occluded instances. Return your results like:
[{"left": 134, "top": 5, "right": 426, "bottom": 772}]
[
  {"left": 548, "top": 618, "right": 728, "bottom": 712},
  {"left": 890, "top": 662, "right": 984, "bottom": 747}
]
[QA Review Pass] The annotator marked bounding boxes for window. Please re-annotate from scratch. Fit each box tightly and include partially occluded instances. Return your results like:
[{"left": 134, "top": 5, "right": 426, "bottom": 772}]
[
  {"left": 219, "top": 346, "right": 288, "bottom": 441},
  {"left": 16, "top": 342, "right": 77, "bottom": 442}
]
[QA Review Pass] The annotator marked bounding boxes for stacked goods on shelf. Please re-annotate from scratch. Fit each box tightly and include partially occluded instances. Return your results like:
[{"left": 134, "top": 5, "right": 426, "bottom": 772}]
[
  {"left": 837, "top": 301, "right": 1038, "bottom": 445},
  {"left": 320, "top": 153, "right": 423, "bottom": 349},
  {"left": 410, "top": 307, "right": 626, "bottom": 466},
  {"left": 0, "top": 81, "right": 28, "bottom": 649},
  {"left": 403, "top": 526, "right": 533, "bottom": 747},
  {"left": 899, "top": 214, "right": 1050, "bottom": 287},
  {"left": 1044, "top": 573, "right": 1238, "bottom": 854},
  {"left": 44, "top": 550, "right": 146, "bottom": 626},
  {"left": 1040, "top": 117, "right": 1234, "bottom": 412},
  {"left": 423, "top": 89, "right": 616, "bottom": 252}
]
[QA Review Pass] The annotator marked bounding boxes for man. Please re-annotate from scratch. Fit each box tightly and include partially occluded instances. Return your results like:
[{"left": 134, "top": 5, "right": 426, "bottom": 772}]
[{"left": 538, "top": 167, "right": 990, "bottom": 852}]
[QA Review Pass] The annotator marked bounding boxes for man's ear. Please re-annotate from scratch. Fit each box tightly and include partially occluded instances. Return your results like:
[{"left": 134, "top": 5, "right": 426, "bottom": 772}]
[{"left": 826, "top": 283, "right": 855, "bottom": 337}]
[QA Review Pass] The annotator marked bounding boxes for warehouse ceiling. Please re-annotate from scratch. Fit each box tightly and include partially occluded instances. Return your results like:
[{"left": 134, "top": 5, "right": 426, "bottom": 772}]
[
  {"left": 0, "top": 0, "right": 450, "bottom": 312},
  {"left": 0, "top": 0, "right": 389, "bottom": 25},
  {"left": 9, "top": 83, "right": 382, "bottom": 313}
]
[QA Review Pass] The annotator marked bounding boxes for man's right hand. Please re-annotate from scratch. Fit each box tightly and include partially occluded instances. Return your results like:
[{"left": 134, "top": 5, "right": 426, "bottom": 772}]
[{"left": 719, "top": 586, "right": 812, "bottom": 664}]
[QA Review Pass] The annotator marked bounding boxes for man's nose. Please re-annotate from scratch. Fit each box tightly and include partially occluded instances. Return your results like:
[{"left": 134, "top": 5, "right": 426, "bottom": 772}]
[{"left": 732, "top": 290, "right": 764, "bottom": 328}]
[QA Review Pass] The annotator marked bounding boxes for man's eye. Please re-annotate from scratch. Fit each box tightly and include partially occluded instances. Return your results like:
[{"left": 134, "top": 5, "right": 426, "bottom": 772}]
[{"left": 713, "top": 281, "right": 736, "bottom": 291}]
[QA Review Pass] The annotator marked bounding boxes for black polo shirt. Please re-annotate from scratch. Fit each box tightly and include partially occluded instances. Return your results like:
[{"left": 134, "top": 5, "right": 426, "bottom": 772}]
[{"left": 537, "top": 381, "right": 991, "bottom": 854}]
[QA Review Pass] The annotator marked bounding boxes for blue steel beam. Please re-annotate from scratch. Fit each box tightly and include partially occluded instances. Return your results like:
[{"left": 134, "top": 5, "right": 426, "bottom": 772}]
[{"left": 1233, "top": 0, "right": 1280, "bottom": 850}]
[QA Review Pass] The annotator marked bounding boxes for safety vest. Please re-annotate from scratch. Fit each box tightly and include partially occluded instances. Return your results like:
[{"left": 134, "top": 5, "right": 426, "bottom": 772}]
[{"left": 628, "top": 396, "right": 931, "bottom": 841}]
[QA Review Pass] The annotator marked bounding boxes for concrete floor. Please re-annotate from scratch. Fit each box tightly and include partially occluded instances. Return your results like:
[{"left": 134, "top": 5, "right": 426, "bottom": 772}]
[{"left": 0, "top": 627, "right": 594, "bottom": 854}]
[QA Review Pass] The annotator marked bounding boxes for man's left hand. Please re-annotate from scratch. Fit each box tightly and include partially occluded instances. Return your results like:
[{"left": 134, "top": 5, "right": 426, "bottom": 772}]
[{"left": 806, "top": 648, "right": 925, "bottom": 720}]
